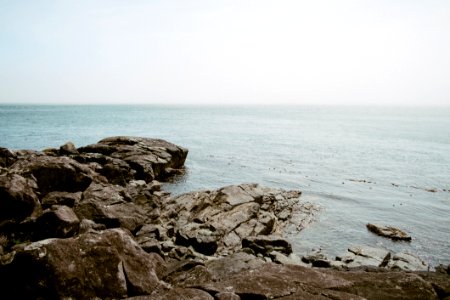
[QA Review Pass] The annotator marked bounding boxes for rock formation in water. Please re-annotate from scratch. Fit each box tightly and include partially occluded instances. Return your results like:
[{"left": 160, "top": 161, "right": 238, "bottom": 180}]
[{"left": 0, "top": 137, "right": 448, "bottom": 299}]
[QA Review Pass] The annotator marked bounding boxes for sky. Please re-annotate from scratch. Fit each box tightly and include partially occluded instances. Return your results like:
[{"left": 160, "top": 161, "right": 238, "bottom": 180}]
[{"left": 0, "top": 0, "right": 449, "bottom": 105}]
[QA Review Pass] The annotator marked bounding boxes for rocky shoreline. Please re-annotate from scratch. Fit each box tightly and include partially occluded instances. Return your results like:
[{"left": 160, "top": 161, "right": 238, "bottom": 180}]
[{"left": 0, "top": 136, "right": 448, "bottom": 299}]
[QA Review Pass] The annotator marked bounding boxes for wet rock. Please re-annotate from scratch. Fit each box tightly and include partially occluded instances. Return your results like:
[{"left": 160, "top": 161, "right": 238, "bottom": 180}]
[
  {"left": 41, "top": 191, "right": 81, "bottom": 208},
  {"left": 0, "top": 228, "right": 165, "bottom": 299},
  {"left": 59, "top": 141, "right": 78, "bottom": 155},
  {"left": 0, "top": 173, "right": 41, "bottom": 222},
  {"left": 366, "top": 223, "right": 412, "bottom": 241},
  {"left": 242, "top": 235, "right": 292, "bottom": 256}
]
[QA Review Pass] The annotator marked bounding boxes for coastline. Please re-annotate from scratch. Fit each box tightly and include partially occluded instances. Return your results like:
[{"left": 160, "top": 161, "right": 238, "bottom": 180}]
[{"left": 1, "top": 136, "right": 448, "bottom": 299}]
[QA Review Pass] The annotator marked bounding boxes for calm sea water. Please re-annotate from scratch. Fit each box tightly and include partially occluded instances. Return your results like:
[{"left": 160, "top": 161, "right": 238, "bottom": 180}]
[{"left": 1, "top": 105, "right": 449, "bottom": 267}]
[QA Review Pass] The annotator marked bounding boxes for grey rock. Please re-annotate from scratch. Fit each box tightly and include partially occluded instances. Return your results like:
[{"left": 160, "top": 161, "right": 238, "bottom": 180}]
[
  {"left": 388, "top": 252, "right": 428, "bottom": 271},
  {"left": 346, "top": 245, "right": 391, "bottom": 268}
]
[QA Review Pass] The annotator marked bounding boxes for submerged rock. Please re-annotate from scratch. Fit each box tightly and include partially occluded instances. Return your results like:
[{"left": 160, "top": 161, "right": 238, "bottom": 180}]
[{"left": 366, "top": 223, "right": 412, "bottom": 241}]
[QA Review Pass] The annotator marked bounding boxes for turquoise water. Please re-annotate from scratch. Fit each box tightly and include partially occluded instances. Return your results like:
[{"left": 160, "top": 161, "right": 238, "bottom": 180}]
[{"left": 1, "top": 105, "right": 449, "bottom": 266}]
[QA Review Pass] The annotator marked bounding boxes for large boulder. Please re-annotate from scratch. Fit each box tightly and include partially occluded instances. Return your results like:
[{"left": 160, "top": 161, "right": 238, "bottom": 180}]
[
  {"left": 0, "top": 173, "right": 40, "bottom": 223},
  {"left": 10, "top": 156, "right": 95, "bottom": 196},
  {"left": 31, "top": 205, "right": 80, "bottom": 240},
  {"left": 75, "top": 182, "right": 148, "bottom": 232},
  {"left": 0, "top": 228, "right": 165, "bottom": 299}
]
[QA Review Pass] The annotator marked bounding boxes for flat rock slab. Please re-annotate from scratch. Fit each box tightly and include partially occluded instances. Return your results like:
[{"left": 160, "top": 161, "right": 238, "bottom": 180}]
[
  {"left": 366, "top": 223, "right": 411, "bottom": 241},
  {"left": 185, "top": 258, "right": 442, "bottom": 300}
]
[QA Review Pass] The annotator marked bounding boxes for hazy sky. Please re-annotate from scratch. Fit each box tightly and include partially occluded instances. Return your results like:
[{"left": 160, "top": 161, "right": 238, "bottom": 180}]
[{"left": 1, "top": 0, "right": 449, "bottom": 105}]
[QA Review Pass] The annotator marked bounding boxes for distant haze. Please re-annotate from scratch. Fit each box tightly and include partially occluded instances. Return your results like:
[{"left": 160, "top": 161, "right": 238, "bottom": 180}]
[{"left": 1, "top": 0, "right": 449, "bottom": 105}]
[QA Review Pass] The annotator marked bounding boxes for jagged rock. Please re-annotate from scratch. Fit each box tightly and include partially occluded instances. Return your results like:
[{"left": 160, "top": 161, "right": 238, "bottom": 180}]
[
  {"left": 0, "top": 228, "right": 165, "bottom": 299},
  {"left": 74, "top": 182, "right": 148, "bottom": 232},
  {"left": 0, "top": 173, "right": 41, "bottom": 223},
  {"left": 136, "top": 224, "right": 167, "bottom": 241},
  {"left": 10, "top": 156, "right": 95, "bottom": 196},
  {"left": 98, "top": 158, "right": 135, "bottom": 186},
  {"left": 388, "top": 252, "right": 428, "bottom": 271},
  {"left": 138, "top": 237, "right": 163, "bottom": 256},
  {"left": 32, "top": 205, "right": 80, "bottom": 240},
  {"left": 366, "top": 223, "right": 412, "bottom": 241},
  {"left": 41, "top": 191, "right": 82, "bottom": 208},
  {"left": 59, "top": 142, "right": 78, "bottom": 155},
  {"left": 242, "top": 235, "right": 292, "bottom": 256},
  {"left": 175, "top": 223, "right": 221, "bottom": 255},
  {"left": 159, "top": 184, "right": 315, "bottom": 258},
  {"left": 79, "top": 136, "right": 188, "bottom": 182},
  {"left": 0, "top": 147, "right": 17, "bottom": 168}
]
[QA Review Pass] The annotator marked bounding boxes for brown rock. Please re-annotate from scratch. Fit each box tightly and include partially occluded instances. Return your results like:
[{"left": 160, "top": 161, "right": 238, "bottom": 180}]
[
  {"left": 366, "top": 223, "right": 412, "bottom": 241},
  {"left": 0, "top": 228, "right": 165, "bottom": 299},
  {"left": 59, "top": 142, "right": 78, "bottom": 155},
  {"left": 41, "top": 191, "right": 81, "bottom": 208},
  {"left": 32, "top": 205, "right": 80, "bottom": 240},
  {"left": 242, "top": 235, "right": 293, "bottom": 256},
  {"left": 0, "top": 173, "right": 41, "bottom": 222},
  {"left": 10, "top": 156, "right": 94, "bottom": 195},
  {"left": 0, "top": 147, "right": 17, "bottom": 168}
]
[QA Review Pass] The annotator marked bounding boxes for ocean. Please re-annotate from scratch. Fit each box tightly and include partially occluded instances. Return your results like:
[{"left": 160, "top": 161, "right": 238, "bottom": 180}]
[{"left": 1, "top": 105, "right": 449, "bottom": 267}]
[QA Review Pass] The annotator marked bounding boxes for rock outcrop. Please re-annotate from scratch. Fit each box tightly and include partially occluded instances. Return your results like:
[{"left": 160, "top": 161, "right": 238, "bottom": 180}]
[
  {"left": 366, "top": 223, "right": 412, "bottom": 241},
  {"left": 0, "top": 137, "right": 448, "bottom": 299}
]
